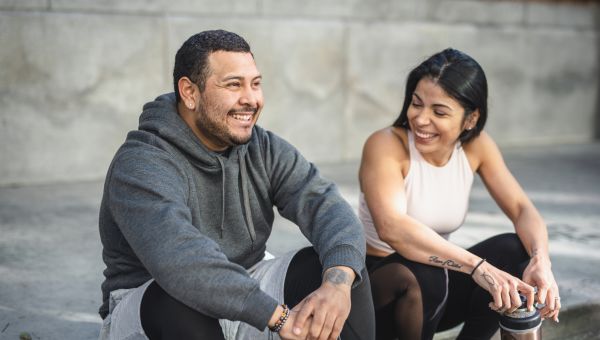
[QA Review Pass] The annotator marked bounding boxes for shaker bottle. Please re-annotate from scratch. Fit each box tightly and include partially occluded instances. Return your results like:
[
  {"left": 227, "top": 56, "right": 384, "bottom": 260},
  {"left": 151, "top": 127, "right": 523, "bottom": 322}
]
[{"left": 499, "top": 295, "right": 542, "bottom": 339}]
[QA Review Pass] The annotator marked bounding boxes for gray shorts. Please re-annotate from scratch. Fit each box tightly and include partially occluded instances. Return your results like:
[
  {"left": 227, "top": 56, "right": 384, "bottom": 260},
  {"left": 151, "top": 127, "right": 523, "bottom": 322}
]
[
  {"left": 98, "top": 251, "right": 296, "bottom": 340},
  {"left": 98, "top": 279, "right": 152, "bottom": 340}
]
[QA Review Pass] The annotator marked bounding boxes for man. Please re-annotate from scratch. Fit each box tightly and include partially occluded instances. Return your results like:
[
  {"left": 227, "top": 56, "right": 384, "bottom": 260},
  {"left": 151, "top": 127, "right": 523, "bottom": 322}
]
[{"left": 98, "top": 29, "right": 374, "bottom": 340}]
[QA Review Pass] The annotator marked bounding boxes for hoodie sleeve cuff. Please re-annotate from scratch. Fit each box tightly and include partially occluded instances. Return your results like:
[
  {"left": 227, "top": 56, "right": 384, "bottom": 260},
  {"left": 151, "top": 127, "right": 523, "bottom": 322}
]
[
  {"left": 321, "top": 245, "right": 366, "bottom": 288},
  {"left": 238, "top": 286, "right": 279, "bottom": 330}
]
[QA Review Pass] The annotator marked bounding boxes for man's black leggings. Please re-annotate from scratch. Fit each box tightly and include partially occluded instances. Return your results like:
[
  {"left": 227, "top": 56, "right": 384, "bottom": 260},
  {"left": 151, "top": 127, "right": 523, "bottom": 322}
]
[{"left": 140, "top": 247, "right": 375, "bottom": 339}]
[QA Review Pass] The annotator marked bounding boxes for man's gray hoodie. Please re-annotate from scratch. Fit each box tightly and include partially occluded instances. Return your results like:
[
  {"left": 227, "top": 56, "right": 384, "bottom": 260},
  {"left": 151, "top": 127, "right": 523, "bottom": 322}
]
[{"left": 98, "top": 93, "right": 366, "bottom": 330}]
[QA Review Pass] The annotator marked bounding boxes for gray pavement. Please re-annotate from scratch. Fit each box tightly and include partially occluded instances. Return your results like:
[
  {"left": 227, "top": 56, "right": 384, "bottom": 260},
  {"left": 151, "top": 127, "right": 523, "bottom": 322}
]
[{"left": 1, "top": 142, "right": 599, "bottom": 339}]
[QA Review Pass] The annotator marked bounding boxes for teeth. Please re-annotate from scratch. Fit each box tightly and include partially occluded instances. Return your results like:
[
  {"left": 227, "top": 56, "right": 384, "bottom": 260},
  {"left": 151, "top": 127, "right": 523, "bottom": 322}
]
[
  {"left": 415, "top": 130, "right": 435, "bottom": 139},
  {"left": 232, "top": 114, "right": 252, "bottom": 121}
]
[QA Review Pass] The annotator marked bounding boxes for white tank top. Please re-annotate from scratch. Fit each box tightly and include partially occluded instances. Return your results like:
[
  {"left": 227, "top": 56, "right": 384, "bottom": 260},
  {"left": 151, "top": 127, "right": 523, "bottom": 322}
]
[{"left": 359, "top": 130, "right": 474, "bottom": 253}]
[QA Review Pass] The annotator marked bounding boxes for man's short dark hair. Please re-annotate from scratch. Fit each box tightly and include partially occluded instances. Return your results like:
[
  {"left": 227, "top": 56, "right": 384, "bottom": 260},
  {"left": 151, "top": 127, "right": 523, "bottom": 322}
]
[{"left": 173, "top": 30, "right": 251, "bottom": 102}]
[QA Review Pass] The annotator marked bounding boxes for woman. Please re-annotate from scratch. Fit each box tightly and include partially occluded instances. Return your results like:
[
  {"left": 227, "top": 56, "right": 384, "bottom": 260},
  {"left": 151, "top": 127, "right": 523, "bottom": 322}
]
[{"left": 358, "top": 48, "right": 560, "bottom": 339}]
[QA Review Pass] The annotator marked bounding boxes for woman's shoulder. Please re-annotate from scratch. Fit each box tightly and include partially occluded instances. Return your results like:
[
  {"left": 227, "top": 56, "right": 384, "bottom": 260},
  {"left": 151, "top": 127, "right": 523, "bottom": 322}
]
[
  {"left": 361, "top": 126, "right": 411, "bottom": 178},
  {"left": 360, "top": 127, "right": 411, "bottom": 185},
  {"left": 364, "top": 126, "right": 409, "bottom": 157},
  {"left": 463, "top": 131, "right": 500, "bottom": 170}
]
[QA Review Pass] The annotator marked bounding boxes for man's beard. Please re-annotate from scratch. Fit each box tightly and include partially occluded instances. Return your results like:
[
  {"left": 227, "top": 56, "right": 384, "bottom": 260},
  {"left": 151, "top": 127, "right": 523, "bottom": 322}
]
[{"left": 194, "top": 103, "right": 257, "bottom": 148}]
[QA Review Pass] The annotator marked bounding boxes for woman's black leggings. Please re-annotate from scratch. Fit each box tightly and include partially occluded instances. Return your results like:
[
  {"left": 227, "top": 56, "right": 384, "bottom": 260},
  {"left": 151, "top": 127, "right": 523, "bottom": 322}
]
[
  {"left": 366, "top": 233, "right": 530, "bottom": 340},
  {"left": 140, "top": 247, "right": 375, "bottom": 339}
]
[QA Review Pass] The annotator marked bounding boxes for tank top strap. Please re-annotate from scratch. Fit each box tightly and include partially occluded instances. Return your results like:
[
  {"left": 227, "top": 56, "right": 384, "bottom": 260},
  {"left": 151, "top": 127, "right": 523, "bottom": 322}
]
[{"left": 406, "top": 130, "right": 421, "bottom": 162}]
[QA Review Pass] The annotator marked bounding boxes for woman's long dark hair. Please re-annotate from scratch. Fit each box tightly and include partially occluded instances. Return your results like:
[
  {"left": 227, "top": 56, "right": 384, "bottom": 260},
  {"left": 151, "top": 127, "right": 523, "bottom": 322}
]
[{"left": 393, "top": 48, "right": 488, "bottom": 144}]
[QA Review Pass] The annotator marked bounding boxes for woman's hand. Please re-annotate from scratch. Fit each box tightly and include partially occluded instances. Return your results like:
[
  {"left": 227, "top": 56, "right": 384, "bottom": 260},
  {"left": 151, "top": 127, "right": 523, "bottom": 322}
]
[
  {"left": 472, "top": 261, "right": 536, "bottom": 314},
  {"left": 522, "top": 255, "right": 560, "bottom": 322}
]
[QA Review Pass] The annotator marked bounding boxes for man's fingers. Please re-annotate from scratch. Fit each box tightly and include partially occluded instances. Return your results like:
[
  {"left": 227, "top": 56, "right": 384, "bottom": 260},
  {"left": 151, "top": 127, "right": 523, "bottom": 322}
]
[
  {"left": 317, "top": 316, "right": 336, "bottom": 340},
  {"left": 328, "top": 318, "right": 344, "bottom": 340},
  {"left": 309, "top": 308, "right": 326, "bottom": 340},
  {"left": 292, "top": 300, "right": 305, "bottom": 312},
  {"left": 293, "top": 298, "right": 315, "bottom": 335}
]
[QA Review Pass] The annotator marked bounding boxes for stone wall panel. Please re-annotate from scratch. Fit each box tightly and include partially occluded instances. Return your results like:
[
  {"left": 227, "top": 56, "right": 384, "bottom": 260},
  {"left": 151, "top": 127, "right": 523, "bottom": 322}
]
[
  {"left": 0, "top": 0, "right": 47, "bottom": 10},
  {"left": 423, "top": 0, "right": 525, "bottom": 25},
  {"left": 166, "top": 18, "right": 347, "bottom": 162},
  {"left": 526, "top": 2, "right": 597, "bottom": 29},
  {"left": 0, "top": 1, "right": 597, "bottom": 185},
  {"left": 50, "top": 0, "right": 258, "bottom": 15},
  {"left": 0, "top": 12, "right": 166, "bottom": 185}
]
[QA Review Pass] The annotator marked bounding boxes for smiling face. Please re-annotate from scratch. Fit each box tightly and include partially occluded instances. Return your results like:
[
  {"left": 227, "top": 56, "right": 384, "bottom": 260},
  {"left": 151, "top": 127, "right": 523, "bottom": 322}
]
[
  {"left": 407, "top": 77, "right": 478, "bottom": 165},
  {"left": 191, "top": 51, "right": 263, "bottom": 151}
]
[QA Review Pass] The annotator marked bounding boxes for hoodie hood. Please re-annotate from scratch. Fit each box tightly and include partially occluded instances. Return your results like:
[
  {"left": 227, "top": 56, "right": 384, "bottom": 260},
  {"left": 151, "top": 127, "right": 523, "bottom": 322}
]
[
  {"left": 137, "top": 93, "right": 255, "bottom": 242},
  {"left": 138, "top": 92, "right": 248, "bottom": 168}
]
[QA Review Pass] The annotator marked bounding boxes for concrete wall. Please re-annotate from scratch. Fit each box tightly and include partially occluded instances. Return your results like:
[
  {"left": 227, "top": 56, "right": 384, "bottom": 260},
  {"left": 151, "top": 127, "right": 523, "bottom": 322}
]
[{"left": 0, "top": 0, "right": 598, "bottom": 186}]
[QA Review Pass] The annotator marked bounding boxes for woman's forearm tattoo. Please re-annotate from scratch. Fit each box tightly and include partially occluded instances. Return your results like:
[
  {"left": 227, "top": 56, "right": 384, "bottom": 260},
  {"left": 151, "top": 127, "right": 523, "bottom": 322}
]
[
  {"left": 429, "top": 255, "right": 462, "bottom": 269},
  {"left": 324, "top": 268, "right": 352, "bottom": 286},
  {"left": 482, "top": 272, "right": 496, "bottom": 288}
]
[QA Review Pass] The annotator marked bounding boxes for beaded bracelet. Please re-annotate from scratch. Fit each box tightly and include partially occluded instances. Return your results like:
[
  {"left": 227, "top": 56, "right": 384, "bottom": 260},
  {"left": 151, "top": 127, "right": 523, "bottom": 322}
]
[
  {"left": 269, "top": 304, "right": 290, "bottom": 333},
  {"left": 470, "top": 258, "right": 486, "bottom": 276}
]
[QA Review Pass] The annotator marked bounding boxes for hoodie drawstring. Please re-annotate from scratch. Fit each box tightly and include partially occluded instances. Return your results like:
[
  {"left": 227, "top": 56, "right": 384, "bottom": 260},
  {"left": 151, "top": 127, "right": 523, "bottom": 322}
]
[
  {"left": 238, "top": 149, "right": 257, "bottom": 245},
  {"left": 216, "top": 156, "right": 226, "bottom": 238}
]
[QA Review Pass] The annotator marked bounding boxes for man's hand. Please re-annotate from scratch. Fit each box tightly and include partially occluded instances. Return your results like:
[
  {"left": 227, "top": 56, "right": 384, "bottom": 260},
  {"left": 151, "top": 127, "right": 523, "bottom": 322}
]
[
  {"left": 269, "top": 305, "right": 312, "bottom": 340},
  {"left": 291, "top": 266, "right": 355, "bottom": 340},
  {"left": 278, "top": 310, "right": 312, "bottom": 340}
]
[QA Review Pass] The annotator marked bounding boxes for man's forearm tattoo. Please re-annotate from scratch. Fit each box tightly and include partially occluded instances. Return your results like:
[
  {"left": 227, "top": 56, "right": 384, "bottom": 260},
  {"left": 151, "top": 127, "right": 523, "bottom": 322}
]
[
  {"left": 429, "top": 255, "right": 462, "bottom": 269},
  {"left": 324, "top": 268, "right": 352, "bottom": 286},
  {"left": 531, "top": 248, "right": 539, "bottom": 258}
]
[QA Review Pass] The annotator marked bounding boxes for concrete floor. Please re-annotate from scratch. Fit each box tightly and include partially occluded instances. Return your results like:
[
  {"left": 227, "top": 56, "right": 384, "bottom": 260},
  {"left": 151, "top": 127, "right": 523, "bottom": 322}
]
[{"left": 0, "top": 142, "right": 599, "bottom": 339}]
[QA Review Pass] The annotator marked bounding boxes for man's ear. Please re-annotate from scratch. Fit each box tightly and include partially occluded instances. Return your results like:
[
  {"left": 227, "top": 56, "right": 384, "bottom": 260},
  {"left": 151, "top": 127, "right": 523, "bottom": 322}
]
[{"left": 178, "top": 77, "right": 197, "bottom": 110}]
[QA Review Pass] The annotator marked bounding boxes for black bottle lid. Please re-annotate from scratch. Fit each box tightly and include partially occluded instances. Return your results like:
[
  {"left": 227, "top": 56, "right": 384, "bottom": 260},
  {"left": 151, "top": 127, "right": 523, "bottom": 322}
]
[
  {"left": 499, "top": 295, "right": 542, "bottom": 331},
  {"left": 499, "top": 309, "right": 541, "bottom": 331}
]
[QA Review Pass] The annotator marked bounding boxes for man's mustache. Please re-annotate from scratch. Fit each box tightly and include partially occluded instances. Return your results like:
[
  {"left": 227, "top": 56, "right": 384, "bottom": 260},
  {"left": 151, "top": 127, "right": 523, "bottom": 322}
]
[{"left": 229, "top": 107, "right": 258, "bottom": 114}]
